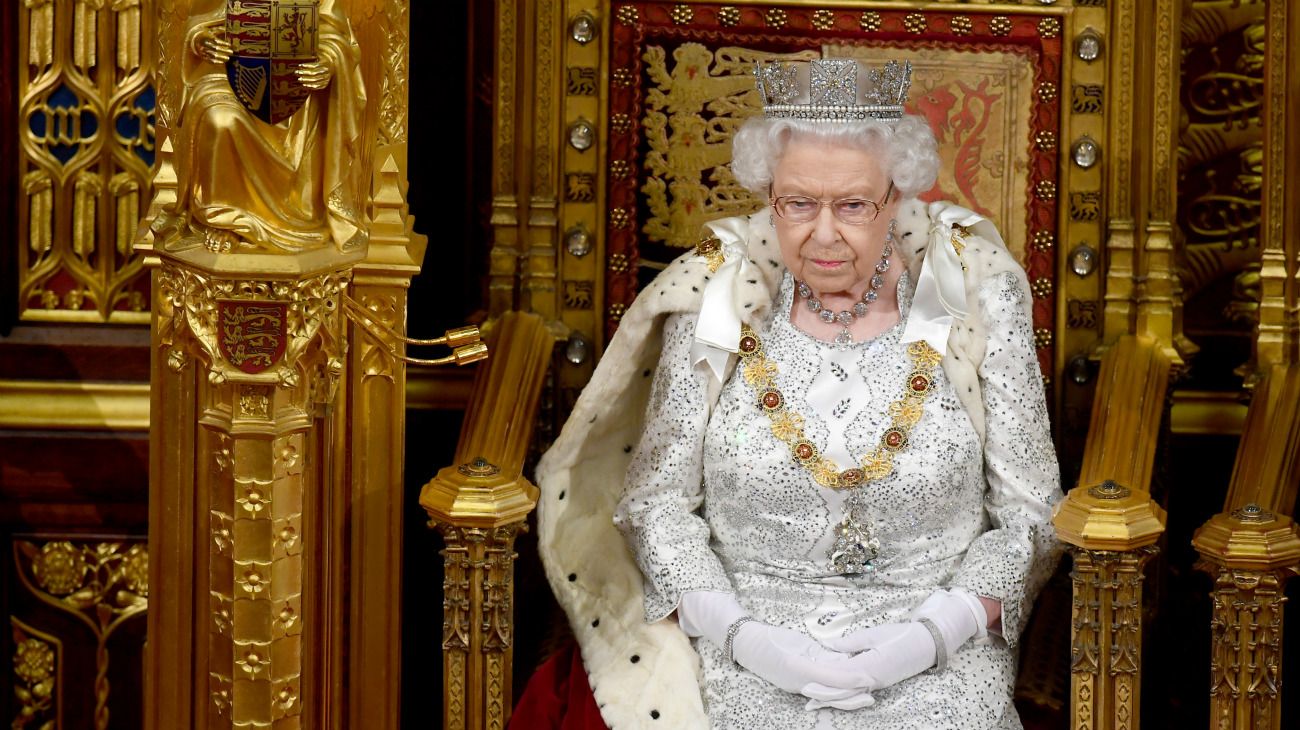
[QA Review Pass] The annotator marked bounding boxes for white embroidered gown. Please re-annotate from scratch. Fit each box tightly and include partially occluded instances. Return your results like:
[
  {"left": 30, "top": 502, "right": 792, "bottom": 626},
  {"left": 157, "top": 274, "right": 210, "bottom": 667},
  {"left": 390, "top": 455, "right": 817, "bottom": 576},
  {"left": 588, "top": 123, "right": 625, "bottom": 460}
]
[{"left": 613, "top": 269, "right": 1063, "bottom": 730}]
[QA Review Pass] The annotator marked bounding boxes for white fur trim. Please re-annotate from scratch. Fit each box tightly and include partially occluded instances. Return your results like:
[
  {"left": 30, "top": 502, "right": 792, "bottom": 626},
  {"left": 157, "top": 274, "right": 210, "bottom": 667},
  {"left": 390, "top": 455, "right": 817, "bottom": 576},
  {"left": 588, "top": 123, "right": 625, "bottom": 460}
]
[{"left": 536, "top": 203, "right": 1031, "bottom": 729}]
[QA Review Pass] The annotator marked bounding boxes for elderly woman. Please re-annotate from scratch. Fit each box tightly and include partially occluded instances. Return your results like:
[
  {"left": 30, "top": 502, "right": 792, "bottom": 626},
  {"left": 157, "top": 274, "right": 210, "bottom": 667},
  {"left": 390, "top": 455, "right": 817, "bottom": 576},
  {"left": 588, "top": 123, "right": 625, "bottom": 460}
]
[{"left": 535, "top": 58, "right": 1062, "bottom": 730}]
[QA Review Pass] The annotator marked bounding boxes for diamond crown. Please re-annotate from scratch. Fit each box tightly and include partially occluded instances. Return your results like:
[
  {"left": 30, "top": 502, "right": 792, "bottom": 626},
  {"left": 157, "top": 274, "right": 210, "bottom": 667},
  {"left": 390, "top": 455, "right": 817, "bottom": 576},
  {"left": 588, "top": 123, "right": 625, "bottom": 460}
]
[{"left": 754, "top": 58, "right": 914, "bottom": 123}]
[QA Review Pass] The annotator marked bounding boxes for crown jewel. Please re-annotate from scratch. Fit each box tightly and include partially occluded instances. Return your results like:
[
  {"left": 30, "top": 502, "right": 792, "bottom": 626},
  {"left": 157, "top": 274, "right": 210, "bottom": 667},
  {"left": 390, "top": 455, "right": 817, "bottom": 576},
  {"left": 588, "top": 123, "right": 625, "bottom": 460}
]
[{"left": 754, "top": 58, "right": 913, "bottom": 122}]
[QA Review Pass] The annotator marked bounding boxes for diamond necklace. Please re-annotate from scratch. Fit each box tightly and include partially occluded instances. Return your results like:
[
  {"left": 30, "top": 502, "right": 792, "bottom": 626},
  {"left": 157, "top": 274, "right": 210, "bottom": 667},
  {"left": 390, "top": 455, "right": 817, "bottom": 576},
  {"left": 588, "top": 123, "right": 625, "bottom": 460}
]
[{"left": 796, "top": 219, "right": 896, "bottom": 345}]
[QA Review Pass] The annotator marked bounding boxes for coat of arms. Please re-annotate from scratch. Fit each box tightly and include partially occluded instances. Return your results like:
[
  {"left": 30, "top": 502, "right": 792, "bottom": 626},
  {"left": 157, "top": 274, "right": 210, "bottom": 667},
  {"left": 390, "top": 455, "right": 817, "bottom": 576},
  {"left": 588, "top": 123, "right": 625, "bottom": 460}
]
[
  {"left": 218, "top": 301, "right": 288, "bottom": 374},
  {"left": 225, "top": 0, "right": 319, "bottom": 124}
]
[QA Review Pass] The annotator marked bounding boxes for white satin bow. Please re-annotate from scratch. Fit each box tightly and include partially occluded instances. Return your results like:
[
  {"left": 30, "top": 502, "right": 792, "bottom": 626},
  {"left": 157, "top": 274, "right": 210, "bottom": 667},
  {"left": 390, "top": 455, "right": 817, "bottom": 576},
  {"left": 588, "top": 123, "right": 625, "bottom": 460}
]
[
  {"left": 900, "top": 201, "right": 1003, "bottom": 356},
  {"left": 690, "top": 216, "right": 759, "bottom": 382}
]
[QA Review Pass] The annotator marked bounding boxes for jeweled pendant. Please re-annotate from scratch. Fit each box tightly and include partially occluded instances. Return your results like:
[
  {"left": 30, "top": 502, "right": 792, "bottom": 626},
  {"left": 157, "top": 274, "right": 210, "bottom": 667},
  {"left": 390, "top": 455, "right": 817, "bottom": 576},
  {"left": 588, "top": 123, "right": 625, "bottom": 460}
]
[
  {"left": 829, "top": 512, "right": 880, "bottom": 574},
  {"left": 835, "top": 328, "right": 853, "bottom": 345}
]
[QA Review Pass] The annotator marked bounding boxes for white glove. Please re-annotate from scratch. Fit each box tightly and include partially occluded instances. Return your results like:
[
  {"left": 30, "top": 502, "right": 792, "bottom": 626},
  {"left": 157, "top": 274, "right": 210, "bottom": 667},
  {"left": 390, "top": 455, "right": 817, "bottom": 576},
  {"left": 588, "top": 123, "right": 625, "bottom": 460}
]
[
  {"left": 678, "top": 591, "right": 875, "bottom": 701},
  {"left": 821, "top": 589, "right": 983, "bottom": 690}
]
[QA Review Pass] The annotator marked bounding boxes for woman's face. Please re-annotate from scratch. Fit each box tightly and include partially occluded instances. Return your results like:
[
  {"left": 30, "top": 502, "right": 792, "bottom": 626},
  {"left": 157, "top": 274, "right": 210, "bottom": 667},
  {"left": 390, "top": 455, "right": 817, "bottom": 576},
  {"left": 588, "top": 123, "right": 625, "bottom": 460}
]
[{"left": 770, "top": 137, "right": 894, "bottom": 297}]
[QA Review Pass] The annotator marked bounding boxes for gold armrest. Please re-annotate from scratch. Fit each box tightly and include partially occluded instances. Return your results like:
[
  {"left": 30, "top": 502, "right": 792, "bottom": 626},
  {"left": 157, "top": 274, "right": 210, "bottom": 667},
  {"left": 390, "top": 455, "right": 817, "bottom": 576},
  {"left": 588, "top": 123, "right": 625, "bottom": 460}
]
[
  {"left": 1055, "top": 335, "right": 1170, "bottom": 551},
  {"left": 419, "top": 312, "right": 556, "bottom": 730}
]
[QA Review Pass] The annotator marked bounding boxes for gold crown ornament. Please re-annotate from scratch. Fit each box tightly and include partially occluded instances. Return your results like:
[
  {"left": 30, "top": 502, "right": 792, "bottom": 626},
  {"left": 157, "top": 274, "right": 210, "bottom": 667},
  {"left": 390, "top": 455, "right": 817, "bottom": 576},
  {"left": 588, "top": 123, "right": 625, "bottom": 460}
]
[{"left": 754, "top": 58, "right": 913, "bottom": 122}]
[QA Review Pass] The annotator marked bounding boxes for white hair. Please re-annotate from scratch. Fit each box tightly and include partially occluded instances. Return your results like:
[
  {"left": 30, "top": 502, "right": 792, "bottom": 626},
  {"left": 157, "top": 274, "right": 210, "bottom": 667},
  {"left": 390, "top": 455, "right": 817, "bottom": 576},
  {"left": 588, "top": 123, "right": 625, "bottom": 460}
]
[{"left": 729, "top": 116, "right": 940, "bottom": 199}]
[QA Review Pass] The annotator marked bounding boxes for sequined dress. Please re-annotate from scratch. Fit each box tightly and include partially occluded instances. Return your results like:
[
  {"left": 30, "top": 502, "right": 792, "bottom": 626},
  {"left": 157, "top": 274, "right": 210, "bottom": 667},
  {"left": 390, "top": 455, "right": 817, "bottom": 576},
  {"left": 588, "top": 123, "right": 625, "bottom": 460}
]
[{"left": 613, "top": 269, "right": 1063, "bottom": 730}]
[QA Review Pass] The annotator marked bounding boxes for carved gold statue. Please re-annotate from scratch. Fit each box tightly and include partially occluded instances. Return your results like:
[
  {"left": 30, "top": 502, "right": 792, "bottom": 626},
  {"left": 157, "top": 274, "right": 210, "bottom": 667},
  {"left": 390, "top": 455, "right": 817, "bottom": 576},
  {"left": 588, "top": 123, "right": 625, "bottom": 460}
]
[{"left": 153, "top": 0, "right": 367, "bottom": 254}]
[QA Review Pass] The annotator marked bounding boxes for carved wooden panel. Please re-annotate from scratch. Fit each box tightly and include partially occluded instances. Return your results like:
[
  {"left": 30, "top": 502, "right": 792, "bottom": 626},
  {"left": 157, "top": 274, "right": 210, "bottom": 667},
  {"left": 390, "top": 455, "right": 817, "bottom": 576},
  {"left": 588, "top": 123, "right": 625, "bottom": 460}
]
[
  {"left": 6, "top": 537, "right": 148, "bottom": 730},
  {"left": 1177, "top": 1, "right": 1266, "bottom": 389},
  {"left": 15, "top": 0, "right": 155, "bottom": 323}
]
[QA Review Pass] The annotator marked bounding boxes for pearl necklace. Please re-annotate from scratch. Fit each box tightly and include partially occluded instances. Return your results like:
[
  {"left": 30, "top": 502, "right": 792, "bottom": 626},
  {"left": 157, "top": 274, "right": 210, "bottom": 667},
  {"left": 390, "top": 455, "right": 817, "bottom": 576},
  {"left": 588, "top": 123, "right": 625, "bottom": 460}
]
[{"left": 796, "top": 219, "right": 896, "bottom": 345}]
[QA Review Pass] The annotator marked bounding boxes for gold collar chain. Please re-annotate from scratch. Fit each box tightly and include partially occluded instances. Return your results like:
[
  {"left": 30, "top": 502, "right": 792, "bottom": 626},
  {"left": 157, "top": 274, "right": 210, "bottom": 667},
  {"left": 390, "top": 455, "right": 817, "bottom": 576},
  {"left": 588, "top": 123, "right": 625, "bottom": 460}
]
[{"left": 737, "top": 324, "right": 942, "bottom": 490}]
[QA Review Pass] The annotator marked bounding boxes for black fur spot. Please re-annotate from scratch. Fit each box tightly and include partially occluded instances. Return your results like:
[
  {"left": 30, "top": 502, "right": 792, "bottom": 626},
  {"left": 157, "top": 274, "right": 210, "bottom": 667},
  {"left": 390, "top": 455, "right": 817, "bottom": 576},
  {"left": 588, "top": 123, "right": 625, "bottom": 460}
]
[
  {"left": 651, "top": 710, "right": 660, "bottom": 720},
  {"left": 568, "top": 573, "right": 577, "bottom": 582},
  {"left": 592, "top": 619, "right": 600, "bottom": 627},
  {"left": 559, "top": 491, "right": 566, "bottom": 500},
  {"left": 630, "top": 655, "right": 640, "bottom": 663},
  {"left": 623, "top": 445, "right": 632, "bottom": 453}
]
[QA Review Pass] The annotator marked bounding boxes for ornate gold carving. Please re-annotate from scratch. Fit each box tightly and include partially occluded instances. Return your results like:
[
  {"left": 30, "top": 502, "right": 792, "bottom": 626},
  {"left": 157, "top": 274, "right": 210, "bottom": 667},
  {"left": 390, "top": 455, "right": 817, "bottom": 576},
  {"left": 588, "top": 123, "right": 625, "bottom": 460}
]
[
  {"left": 532, "top": 0, "right": 557, "bottom": 197},
  {"left": 608, "top": 302, "right": 628, "bottom": 322},
  {"left": 1254, "top": 0, "right": 1297, "bottom": 373},
  {"left": 608, "top": 253, "right": 630, "bottom": 273},
  {"left": 1034, "top": 130, "right": 1057, "bottom": 152},
  {"left": 904, "top": 13, "right": 927, "bottom": 34},
  {"left": 378, "top": 0, "right": 412, "bottom": 144},
  {"left": 157, "top": 263, "right": 350, "bottom": 387},
  {"left": 860, "top": 12, "right": 882, "bottom": 33},
  {"left": 950, "top": 16, "right": 973, "bottom": 36},
  {"left": 719, "top": 6, "right": 740, "bottom": 27},
  {"left": 18, "top": 0, "right": 155, "bottom": 322},
  {"left": 1034, "top": 328, "right": 1053, "bottom": 349},
  {"left": 11, "top": 619, "right": 60, "bottom": 730},
  {"left": 671, "top": 4, "right": 693, "bottom": 25},
  {"left": 1067, "top": 547, "right": 1159, "bottom": 730},
  {"left": 16, "top": 540, "right": 148, "bottom": 730},
  {"left": 30, "top": 542, "right": 89, "bottom": 596},
  {"left": 435, "top": 523, "right": 526, "bottom": 730},
  {"left": 811, "top": 9, "right": 835, "bottom": 32},
  {"left": 1035, "top": 180, "right": 1058, "bottom": 201},
  {"left": 764, "top": 8, "right": 787, "bottom": 29},
  {"left": 1201, "top": 567, "right": 1293, "bottom": 727},
  {"left": 1038, "top": 17, "right": 1061, "bottom": 39},
  {"left": 990, "top": 16, "right": 1012, "bottom": 36}
]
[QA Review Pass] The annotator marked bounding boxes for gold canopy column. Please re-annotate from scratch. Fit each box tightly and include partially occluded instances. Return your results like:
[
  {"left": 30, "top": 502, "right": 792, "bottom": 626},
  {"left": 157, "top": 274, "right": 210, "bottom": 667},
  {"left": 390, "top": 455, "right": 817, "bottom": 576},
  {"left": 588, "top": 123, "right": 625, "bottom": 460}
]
[{"left": 141, "top": 2, "right": 425, "bottom": 728}]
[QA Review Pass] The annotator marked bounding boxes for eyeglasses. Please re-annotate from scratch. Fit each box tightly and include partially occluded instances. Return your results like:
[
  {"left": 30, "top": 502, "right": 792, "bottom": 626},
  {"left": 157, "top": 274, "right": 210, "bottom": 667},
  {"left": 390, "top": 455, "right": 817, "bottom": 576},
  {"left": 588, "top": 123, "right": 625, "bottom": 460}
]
[{"left": 769, "top": 182, "right": 894, "bottom": 225}]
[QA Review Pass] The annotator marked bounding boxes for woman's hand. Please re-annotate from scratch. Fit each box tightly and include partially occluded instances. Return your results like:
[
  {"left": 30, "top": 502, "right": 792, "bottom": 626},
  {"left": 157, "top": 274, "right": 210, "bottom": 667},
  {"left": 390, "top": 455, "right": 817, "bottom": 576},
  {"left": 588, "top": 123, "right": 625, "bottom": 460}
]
[
  {"left": 820, "top": 622, "right": 938, "bottom": 690},
  {"left": 821, "top": 589, "right": 984, "bottom": 691},
  {"left": 730, "top": 621, "right": 876, "bottom": 701},
  {"left": 195, "top": 27, "right": 233, "bottom": 64},
  {"left": 295, "top": 59, "right": 335, "bottom": 90},
  {"left": 677, "top": 590, "right": 875, "bottom": 705}
]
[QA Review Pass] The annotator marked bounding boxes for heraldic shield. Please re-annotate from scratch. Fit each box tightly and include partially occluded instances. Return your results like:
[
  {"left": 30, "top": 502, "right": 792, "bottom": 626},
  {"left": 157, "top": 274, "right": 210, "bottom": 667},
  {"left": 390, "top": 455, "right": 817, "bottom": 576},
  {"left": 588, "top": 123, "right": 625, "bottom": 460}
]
[
  {"left": 225, "top": 0, "right": 319, "bottom": 125},
  {"left": 218, "top": 301, "right": 289, "bottom": 374}
]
